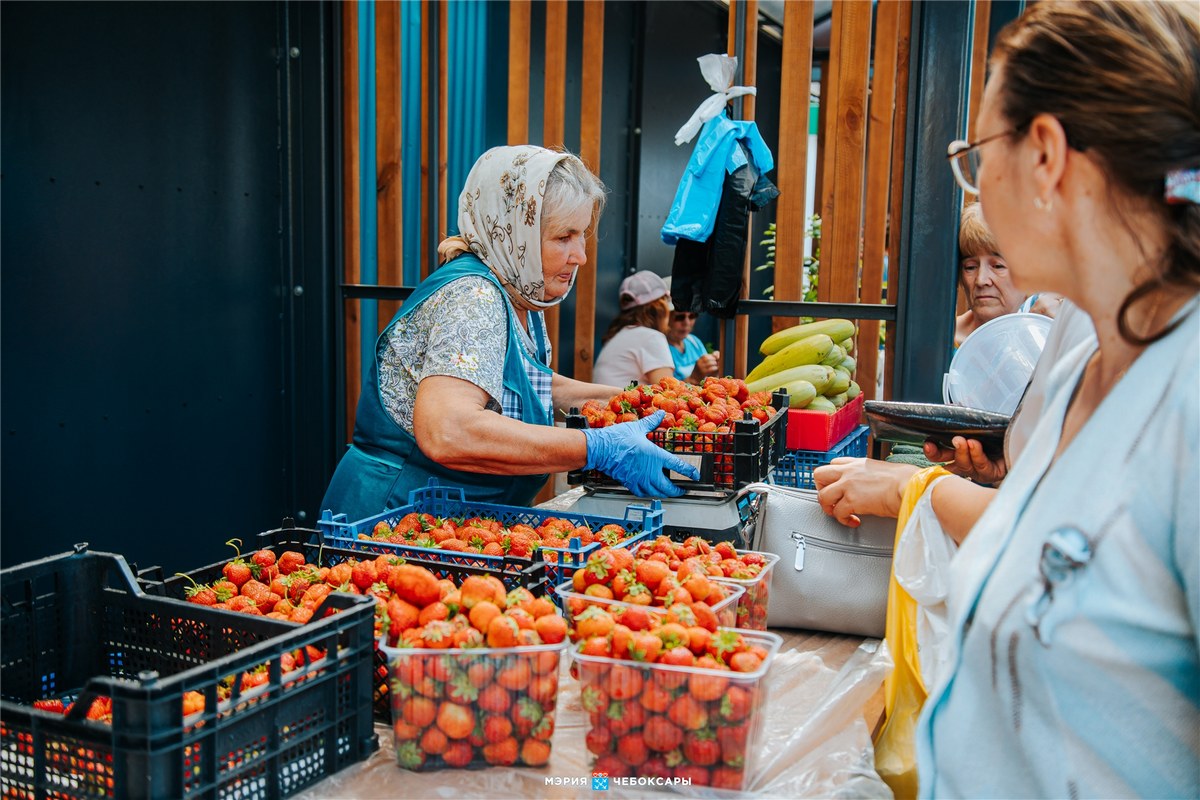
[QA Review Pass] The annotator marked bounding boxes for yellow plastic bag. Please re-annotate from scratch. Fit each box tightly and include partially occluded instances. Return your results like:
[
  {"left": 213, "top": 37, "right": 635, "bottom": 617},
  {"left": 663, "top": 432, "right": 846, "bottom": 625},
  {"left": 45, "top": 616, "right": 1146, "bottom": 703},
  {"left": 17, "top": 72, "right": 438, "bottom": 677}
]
[{"left": 872, "top": 466, "right": 952, "bottom": 799}]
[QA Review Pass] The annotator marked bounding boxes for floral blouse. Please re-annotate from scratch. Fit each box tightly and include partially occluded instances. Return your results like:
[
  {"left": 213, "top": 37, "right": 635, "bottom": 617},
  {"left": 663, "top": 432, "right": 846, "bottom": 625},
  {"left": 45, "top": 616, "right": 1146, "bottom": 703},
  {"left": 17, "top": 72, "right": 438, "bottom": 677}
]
[{"left": 377, "top": 275, "right": 551, "bottom": 433}]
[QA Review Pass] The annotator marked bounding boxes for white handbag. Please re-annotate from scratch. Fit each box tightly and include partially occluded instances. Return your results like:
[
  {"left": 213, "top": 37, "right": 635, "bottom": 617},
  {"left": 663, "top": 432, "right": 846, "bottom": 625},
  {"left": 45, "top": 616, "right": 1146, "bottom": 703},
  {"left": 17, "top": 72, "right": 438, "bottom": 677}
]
[{"left": 746, "top": 483, "right": 895, "bottom": 637}]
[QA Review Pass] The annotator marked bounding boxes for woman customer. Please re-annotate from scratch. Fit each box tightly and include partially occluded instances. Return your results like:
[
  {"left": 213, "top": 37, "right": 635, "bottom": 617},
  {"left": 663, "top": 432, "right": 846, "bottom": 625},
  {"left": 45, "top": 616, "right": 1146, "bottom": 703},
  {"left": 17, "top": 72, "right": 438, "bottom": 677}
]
[
  {"left": 954, "top": 201, "right": 1058, "bottom": 347},
  {"left": 322, "top": 146, "right": 699, "bottom": 520},
  {"left": 592, "top": 270, "right": 677, "bottom": 388},
  {"left": 666, "top": 307, "right": 720, "bottom": 384},
  {"left": 817, "top": 2, "right": 1199, "bottom": 797}
]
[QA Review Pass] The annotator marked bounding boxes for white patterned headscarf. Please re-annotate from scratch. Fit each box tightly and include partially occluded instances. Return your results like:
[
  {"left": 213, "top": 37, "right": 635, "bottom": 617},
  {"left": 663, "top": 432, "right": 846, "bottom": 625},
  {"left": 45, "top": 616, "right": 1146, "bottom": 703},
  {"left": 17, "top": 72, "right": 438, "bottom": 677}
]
[{"left": 452, "top": 145, "right": 578, "bottom": 310}]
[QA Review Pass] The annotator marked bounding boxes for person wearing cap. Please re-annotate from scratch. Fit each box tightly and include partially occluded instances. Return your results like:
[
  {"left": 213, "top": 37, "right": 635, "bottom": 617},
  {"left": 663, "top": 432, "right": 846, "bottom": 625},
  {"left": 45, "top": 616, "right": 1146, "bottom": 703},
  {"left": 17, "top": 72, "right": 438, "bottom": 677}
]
[
  {"left": 320, "top": 146, "right": 700, "bottom": 521},
  {"left": 592, "top": 271, "right": 676, "bottom": 388}
]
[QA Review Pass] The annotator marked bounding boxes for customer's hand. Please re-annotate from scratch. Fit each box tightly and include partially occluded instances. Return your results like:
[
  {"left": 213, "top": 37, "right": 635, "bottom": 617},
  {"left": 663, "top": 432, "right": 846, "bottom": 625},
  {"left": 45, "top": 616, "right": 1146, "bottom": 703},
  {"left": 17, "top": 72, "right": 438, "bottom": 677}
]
[
  {"left": 923, "top": 436, "right": 1007, "bottom": 484},
  {"left": 583, "top": 411, "right": 700, "bottom": 497},
  {"left": 691, "top": 351, "right": 720, "bottom": 381},
  {"left": 813, "top": 457, "right": 919, "bottom": 527}
]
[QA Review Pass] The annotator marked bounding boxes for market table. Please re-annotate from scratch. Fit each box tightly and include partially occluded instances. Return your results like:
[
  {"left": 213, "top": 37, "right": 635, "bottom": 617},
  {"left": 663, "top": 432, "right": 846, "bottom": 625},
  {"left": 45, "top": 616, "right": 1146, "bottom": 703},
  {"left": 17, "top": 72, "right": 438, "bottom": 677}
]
[{"left": 295, "top": 487, "right": 893, "bottom": 799}]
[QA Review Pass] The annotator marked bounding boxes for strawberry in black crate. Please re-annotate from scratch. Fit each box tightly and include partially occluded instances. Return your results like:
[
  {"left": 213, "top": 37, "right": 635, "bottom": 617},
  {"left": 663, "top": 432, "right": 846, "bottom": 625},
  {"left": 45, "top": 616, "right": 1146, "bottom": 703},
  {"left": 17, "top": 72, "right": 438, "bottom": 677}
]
[{"left": 566, "top": 378, "right": 789, "bottom": 493}]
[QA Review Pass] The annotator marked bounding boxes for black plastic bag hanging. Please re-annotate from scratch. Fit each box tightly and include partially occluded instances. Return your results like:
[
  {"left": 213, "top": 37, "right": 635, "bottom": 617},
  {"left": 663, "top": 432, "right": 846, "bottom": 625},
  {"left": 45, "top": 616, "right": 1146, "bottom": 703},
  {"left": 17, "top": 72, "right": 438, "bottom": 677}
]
[{"left": 671, "top": 141, "right": 779, "bottom": 318}]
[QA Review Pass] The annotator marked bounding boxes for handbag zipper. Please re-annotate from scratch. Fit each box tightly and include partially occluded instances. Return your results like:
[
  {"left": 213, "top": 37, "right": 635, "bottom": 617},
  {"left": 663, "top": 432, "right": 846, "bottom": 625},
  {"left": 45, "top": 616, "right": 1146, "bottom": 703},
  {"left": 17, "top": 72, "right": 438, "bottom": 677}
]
[{"left": 790, "top": 531, "right": 892, "bottom": 572}]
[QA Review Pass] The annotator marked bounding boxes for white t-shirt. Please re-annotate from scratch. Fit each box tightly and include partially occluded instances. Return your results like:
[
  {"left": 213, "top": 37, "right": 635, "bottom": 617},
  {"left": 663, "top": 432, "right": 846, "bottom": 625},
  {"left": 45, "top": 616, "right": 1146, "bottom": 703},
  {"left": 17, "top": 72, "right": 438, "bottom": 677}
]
[{"left": 592, "top": 325, "right": 675, "bottom": 388}]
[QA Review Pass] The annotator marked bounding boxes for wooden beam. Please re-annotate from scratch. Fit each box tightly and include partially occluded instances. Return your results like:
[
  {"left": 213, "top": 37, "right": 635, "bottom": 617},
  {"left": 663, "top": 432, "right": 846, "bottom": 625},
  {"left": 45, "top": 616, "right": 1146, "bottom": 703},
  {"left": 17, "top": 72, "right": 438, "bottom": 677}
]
[
  {"left": 342, "top": 0, "right": 361, "bottom": 443},
  {"left": 884, "top": 0, "right": 913, "bottom": 401},
  {"left": 508, "top": 0, "right": 530, "bottom": 144},
  {"left": 823, "top": 0, "right": 871, "bottom": 305},
  {"left": 733, "top": 0, "right": 758, "bottom": 379},
  {"left": 773, "top": 0, "right": 814, "bottom": 333},
  {"left": 816, "top": 53, "right": 835, "bottom": 302},
  {"left": 857, "top": 0, "right": 902, "bottom": 403},
  {"left": 575, "top": 0, "right": 604, "bottom": 383},
  {"left": 376, "top": 0, "right": 403, "bottom": 327},
  {"left": 967, "top": 0, "right": 991, "bottom": 143},
  {"left": 542, "top": 0, "right": 568, "bottom": 370}
]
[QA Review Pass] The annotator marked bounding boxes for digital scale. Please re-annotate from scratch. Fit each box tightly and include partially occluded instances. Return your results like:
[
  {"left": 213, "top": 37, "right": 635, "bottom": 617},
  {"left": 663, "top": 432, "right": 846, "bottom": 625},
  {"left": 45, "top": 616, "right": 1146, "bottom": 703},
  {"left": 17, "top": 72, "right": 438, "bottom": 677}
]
[{"left": 564, "top": 485, "right": 761, "bottom": 548}]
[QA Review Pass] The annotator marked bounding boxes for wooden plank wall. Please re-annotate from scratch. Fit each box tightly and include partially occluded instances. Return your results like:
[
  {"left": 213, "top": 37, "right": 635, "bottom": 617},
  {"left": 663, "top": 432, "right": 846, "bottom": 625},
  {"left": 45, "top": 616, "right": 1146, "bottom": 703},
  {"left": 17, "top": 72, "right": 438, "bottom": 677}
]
[
  {"left": 338, "top": 0, "right": 1010, "bottom": 450},
  {"left": 376, "top": 2, "right": 403, "bottom": 330},
  {"left": 772, "top": 1, "right": 815, "bottom": 334},
  {"left": 575, "top": 0, "right": 605, "bottom": 383}
]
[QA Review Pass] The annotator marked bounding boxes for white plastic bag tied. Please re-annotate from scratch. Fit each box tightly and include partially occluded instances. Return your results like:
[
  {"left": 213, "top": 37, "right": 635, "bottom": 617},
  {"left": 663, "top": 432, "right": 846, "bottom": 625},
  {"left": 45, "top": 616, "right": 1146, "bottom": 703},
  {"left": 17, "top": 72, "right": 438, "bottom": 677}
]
[
  {"left": 673, "top": 53, "right": 757, "bottom": 146},
  {"left": 893, "top": 475, "right": 958, "bottom": 690}
]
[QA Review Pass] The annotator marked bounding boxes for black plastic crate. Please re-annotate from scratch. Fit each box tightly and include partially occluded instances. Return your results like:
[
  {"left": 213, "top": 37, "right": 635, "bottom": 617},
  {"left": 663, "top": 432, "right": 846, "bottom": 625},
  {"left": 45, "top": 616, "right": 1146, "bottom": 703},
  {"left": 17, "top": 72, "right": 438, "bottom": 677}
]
[
  {"left": 0, "top": 545, "right": 377, "bottom": 799},
  {"left": 565, "top": 390, "right": 790, "bottom": 494},
  {"left": 138, "top": 523, "right": 552, "bottom": 722}
]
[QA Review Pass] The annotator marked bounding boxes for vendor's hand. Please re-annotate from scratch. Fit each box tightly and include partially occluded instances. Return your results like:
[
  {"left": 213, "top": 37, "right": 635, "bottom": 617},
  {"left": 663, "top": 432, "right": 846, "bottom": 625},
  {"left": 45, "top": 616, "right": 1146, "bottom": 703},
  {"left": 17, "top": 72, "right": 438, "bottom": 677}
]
[
  {"left": 923, "top": 436, "right": 1007, "bottom": 484},
  {"left": 583, "top": 410, "right": 700, "bottom": 498},
  {"left": 813, "top": 457, "right": 919, "bottom": 527},
  {"left": 692, "top": 351, "right": 720, "bottom": 381}
]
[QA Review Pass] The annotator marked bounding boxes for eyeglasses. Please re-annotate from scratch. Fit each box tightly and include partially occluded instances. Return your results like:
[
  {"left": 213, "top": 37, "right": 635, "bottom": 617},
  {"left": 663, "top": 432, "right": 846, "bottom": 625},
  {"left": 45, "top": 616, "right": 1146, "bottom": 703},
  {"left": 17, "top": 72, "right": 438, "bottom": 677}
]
[
  {"left": 946, "top": 125, "right": 1026, "bottom": 195},
  {"left": 671, "top": 312, "right": 698, "bottom": 322}
]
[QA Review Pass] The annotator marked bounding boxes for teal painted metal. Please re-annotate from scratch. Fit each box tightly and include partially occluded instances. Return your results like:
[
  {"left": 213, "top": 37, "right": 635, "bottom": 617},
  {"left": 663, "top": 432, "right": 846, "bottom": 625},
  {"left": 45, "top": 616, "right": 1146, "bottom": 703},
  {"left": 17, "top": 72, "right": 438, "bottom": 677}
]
[
  {"left": 447, "top": 0, "right": 488, "bottom": 236},
  {"left": 402, "top": 0, "right": 422, "bottom": 285},
  {"left": 359, "top": 0, "right": 378, "bottom": 371}
]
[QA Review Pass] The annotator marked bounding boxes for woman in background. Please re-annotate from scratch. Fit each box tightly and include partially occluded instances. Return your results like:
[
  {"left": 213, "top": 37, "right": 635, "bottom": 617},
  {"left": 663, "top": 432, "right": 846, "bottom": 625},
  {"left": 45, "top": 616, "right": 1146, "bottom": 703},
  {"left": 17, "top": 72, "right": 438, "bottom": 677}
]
[
  {"left": 592, "top": 270, "right": 677, "bottom": 388},
  {"left": 666, "top": 307, "right": 720, "bottom": 384}
]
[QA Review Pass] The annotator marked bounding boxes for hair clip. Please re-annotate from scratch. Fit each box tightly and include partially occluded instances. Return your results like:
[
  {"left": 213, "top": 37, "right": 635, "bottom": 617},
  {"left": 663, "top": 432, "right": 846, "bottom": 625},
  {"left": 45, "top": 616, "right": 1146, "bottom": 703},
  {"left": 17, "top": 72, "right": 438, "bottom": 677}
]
[{"left": 1165, "top": 168, "right": 1199, "bottom": 205}]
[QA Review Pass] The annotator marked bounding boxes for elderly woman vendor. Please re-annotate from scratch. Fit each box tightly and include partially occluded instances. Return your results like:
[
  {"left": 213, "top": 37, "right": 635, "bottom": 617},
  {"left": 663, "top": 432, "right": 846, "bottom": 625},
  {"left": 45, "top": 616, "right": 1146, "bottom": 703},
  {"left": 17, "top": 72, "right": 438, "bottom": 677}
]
[{"left": 322, "top": 145, "right": 697, "bottom": 520}]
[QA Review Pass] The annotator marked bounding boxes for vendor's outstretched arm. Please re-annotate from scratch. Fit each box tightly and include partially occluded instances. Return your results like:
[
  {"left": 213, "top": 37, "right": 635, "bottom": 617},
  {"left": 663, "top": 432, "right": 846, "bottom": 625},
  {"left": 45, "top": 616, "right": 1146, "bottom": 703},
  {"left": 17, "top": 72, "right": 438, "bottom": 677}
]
[
  {"left": 551, "top": 373, "right": 623, "bottom": 415},
  {"left": 414, "top": 375, "right": 590, "bottom": 474}
]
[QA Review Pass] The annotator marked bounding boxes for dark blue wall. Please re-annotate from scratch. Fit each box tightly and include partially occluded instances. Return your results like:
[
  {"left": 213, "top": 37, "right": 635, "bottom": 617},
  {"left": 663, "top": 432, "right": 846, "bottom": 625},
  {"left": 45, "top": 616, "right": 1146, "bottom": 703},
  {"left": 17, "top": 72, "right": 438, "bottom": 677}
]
[{"left": 1, "top": 1, "right": 335, "bottom": 571}]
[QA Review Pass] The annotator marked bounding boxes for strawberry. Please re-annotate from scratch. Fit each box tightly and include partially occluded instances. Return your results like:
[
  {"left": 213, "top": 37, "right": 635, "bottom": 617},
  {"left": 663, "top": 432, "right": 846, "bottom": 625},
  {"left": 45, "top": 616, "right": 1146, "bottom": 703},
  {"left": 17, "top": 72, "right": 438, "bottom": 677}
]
[
  {"left": 222, "top": 560, "right": 252, "bottom": 589},
  {"left": 349, "top": 560, "right": 377, "bottom": 592},
  {"left": 32, "top": 698, "right": 65, "bottom": 714},
  {"left": 85, "top": 696, "right": 113, "bottom": 723},
  {"left": 395, "top": 740, "right": 425, "bottom": 770},
  {"left": 250, "top": 549, "right": 276, "bottom": 571},
  {"left": 682, "top": 730, "right": 721, "bottom": 766},
  {"left": 520, "top": 737, "right": 551, "bottom": 767},
  {"left": 277, "top": 550, "right": 306, "bottom": 576},
  {"left": 616, "top": 731, "right": 650, "bottom": 767},
  {"left": 481, "top": 736, "right": 518, "bottom": 766},
  {"left": 441, "top": 741, "right": 473, "bottom": 768}
]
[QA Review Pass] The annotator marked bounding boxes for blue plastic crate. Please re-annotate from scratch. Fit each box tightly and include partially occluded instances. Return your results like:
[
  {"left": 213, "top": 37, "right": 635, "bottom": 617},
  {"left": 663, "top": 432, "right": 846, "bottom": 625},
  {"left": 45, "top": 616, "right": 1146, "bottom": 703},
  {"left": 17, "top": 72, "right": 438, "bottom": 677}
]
[
  {"left": 770, "top": 425, "right": 870, "bottom": 489},
  {"left": 318, "top": 480, "right": 663, "bottom": 591}
]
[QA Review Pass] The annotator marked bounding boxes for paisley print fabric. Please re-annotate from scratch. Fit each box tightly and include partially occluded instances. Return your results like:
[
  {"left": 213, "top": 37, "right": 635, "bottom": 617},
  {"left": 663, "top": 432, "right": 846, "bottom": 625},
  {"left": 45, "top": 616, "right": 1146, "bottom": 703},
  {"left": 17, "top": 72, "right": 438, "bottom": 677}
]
[{"left": 455, "top": 145, "right": 575, "bottom": 310}]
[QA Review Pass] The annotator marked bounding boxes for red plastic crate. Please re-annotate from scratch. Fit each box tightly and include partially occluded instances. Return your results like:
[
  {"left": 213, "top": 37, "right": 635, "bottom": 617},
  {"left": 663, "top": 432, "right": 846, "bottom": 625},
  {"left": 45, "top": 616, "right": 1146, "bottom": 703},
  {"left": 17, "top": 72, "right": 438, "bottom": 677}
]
[{"left": 786, "top": 393, "right": 865, "bottom": 451}]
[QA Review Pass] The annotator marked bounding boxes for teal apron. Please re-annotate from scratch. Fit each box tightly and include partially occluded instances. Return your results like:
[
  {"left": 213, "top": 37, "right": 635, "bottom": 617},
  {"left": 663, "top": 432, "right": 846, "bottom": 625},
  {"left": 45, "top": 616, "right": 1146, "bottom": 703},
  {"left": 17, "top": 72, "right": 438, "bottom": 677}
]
[{"left": 321, "top": 256, "right": 552, "bottom": 519}]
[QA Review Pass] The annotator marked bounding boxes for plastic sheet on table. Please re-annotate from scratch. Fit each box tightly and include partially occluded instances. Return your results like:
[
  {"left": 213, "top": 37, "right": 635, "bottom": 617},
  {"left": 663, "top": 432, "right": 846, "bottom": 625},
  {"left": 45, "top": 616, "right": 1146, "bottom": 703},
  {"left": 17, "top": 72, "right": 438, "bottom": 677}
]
[{"left": 292, "top": 638, "right": 893, "bottom": 800}]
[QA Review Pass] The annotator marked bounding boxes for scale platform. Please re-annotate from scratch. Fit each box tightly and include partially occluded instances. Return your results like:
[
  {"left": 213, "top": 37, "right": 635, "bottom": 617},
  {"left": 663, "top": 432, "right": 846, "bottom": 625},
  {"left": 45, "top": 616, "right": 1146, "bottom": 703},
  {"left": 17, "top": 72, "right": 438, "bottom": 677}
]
[{"left": 568, "top": 486, "right": 760, "bottom": 547}]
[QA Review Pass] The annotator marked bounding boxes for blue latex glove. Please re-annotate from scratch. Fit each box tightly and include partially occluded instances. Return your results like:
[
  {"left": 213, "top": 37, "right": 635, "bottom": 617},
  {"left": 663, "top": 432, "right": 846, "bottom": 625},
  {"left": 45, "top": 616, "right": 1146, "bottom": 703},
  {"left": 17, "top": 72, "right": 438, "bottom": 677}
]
[{"left": 582, "top": 410, "right": 700, "bottom": 498}]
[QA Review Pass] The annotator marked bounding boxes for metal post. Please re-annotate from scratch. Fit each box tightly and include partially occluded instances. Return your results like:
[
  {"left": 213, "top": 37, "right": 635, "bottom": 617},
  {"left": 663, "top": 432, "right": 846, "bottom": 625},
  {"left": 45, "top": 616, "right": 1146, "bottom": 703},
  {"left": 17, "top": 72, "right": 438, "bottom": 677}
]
[{"left": 892, "top": 0, "right": 973, "bottom": 401}]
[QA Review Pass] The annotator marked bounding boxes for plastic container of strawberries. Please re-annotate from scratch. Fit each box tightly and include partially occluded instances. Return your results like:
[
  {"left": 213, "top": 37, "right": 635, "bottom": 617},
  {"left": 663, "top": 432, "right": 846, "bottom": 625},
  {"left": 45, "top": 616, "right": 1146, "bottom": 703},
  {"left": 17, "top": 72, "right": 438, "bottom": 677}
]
[
  {"left": 569, "top": 629, "right": 782, "bottom": 790},
  {"left": 318, "top": 479, "right": 662, "bottom": 590},
  {"left": 554, "top": 581, "right": 746, "bottom": 638},
  {"left": 138, "top": 523, "right": 553, "bottom": 724},
  {"left": 708, "top": 551, "right": 781, "bottom": 632},
  {"left": 0, "top": 544, "right": 377, "bottom": 800},
  {"left": 378, "top": 637, "right": 569, "bottom": 772}
]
